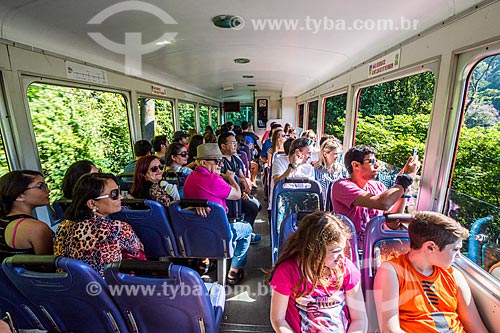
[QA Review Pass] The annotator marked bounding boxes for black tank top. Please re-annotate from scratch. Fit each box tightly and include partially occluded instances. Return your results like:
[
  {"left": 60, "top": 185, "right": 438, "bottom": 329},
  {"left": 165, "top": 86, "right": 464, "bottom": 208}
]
[{"left": 0, "top": 214, "right": 36, "bottom": 261}]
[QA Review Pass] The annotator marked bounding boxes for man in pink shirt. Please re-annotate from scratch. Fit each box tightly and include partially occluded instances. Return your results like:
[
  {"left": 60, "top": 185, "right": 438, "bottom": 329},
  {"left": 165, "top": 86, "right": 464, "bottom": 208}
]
[
  {"left": 184, "top": 143, "right": 252, "bottom": 285},
  {"left": 332, "top": 145, "right": 419, "bottom": 245}
]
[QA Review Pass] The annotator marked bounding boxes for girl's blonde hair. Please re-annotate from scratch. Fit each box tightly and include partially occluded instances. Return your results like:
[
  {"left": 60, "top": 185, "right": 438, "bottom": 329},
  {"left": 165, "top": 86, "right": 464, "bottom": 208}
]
[
  {"left": 270, "top": 211, "right": 352, "bottom": 297},
  {"left": 317, "top": 139, "right": 343, "bottom": 173}
]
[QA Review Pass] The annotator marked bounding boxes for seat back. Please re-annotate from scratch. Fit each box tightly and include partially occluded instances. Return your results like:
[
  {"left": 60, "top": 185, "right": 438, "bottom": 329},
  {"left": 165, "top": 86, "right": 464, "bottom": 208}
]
[
  {"left": 3, "top": 255, "right": 129, "bottom": 333},
  {"left": 52, "top": 198, "right": 72, "bottom": 222},
  {"left": 168, "top": 200, "right": 234, "bottom": 285},
  {"left": 117, "top": 172, "right": 135, "bottom": 193},
  {"left": 226, "top": 176, "right": 243, "bottom": 221},
  {"left": 271, "top": 178, "right": 323, "bottom": 264},
  {"left": 104, "top": 260, "right": 225, "bottom": 333},
  {"left": 168, "top": 200, "right": 234, "bottom": 259},
  {"left": 0, "top": 261, "right": 49, "bottom": 330},
  {"left": 110, "top": 199, "right": 178, "bottom": 258},
  {"left": 361, "top": 214, "right": 411, "bottom": 333},
  {"left": 278, "top": 213, "right": 359, "bottom": 269}
]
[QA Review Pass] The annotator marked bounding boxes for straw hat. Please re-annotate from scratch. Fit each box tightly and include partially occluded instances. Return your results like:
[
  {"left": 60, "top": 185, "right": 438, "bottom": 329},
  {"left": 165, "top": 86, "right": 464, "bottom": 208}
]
[{"left": 196, "top": 143, "right": 223, "bottom": 160}]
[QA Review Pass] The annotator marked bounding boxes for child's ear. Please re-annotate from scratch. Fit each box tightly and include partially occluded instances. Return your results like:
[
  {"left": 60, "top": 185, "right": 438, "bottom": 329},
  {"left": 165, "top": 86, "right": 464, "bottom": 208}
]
[{"left": 423, "top": 241, "right": 437, "bottom": 253}]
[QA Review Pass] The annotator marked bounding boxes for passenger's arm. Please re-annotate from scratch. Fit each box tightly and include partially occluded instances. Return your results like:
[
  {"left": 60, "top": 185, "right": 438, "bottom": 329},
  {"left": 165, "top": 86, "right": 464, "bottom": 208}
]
[
  {"left": 453, "top": 268, "right": 489, "bottom": 333},
  {"left": 373, "top": 262, "right": 406, "bottom": 333},
  {"left": 270, "top": 290, "right": 295, "bottom": 333},
  {"left": 222, "top": 170, "right": 241, "bottom": 200},
  {"left": 352, "top": 186, "right": 406, "bottom": 211},
  {"left": 345, "top": 281, "right": 368, "bottom": 333}
]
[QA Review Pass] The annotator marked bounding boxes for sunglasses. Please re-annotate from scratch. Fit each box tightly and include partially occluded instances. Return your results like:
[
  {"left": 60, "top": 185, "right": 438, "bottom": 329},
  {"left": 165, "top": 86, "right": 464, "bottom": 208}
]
[
  {"left": 150, "top": 164, "right": 164, "bottom": 172},
  {"left": 25, "top": 182, "right": 49, "bottom": 192},
  {"left": 205, "top": 159, "right": 223, "bottom": 165},
  {"left": 175, "top": 151, "right": 188, "bottom": 157},
  {"left": 363, "top": 158, "right": 378, "bottom": 165},
  {"left": 94, "top": 188, "right": 120, "bottom": 200}
]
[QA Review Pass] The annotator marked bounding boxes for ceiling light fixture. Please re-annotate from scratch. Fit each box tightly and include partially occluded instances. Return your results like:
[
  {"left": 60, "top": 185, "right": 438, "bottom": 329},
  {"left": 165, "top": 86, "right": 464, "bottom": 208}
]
[
  {"left": 234, "top": 58, "right": 250, "bottom": 64},
  {"left": 242, "top": 75, "right": 254, "bottom": 78},
  {"left": 212, "top": 15, "right": 242, "bottom": 29}
]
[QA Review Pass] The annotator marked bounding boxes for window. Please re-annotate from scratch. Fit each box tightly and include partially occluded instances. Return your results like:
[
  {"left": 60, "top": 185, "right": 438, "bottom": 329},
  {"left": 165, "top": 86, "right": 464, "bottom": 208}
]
[
  {"left": 27, "top": 83, "right": 131, "bottom": 200},
  {"left": 298, "top": 104, "right": 304, "bottom": 129},
  {"left": 178, "top": 102, "right": 196, "bottom": 132},
  {"left": 307, "top": 100, "right": 318, "bottom": 131},
  {"left": 138, "top": 98, "right": 174, "bottom": 141},
  {"left": 447, "top": 54, "right": 500, "bottom": 279},
  {"left": 225, "top": 105, "right": 254, "bottom": 126},
  {"left": 210, "top": 106, "right": 219, "bottom": 128},
  {"left": 199, "top": 105, "right": 210, "bottom": 133},
  {"left": 0, "top": 130, "right": 9, "bottom": 175},
  {"left": 324, "top": 93, "right": 347, "bottom": 143}
]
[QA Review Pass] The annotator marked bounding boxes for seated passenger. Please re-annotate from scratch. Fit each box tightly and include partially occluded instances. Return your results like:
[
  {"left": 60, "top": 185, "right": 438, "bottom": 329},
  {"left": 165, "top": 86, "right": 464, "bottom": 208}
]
[
  {"left": 332, "top": 145, "right": 419, "bottom": 245},
  {"left": 374, "top": 211, "right": 488, "bottom": 333},
  {"left": 218, "top": 132, "right": 261, "bottom": 244},
  {"left": 186, "top": 134, "right": 204, "bottom": 168},
  {"left": 314, "top": 139, "right": 347, "bottom": 207},
  {"left": 0, "top": 170, "right": 53, "bottom": 260},
  {"left": 151, "top": 135, "right": 169, "bottom": 164},
  {"left": 61, "top": 160, "right": 100, "bottom": 199},
  {"left": 269, "top": 211, "right": 367, "bottom": 333},
  {"left": 165, "top": 142, "right": 192, "bottom": 198},
  {"left": 123, "top": 140, "right": 153, "bottom": 173},
  {"left": 184, "top": 143, "right": 252, "bottom": 285},
  {"left": 129, "top": 156, "right": 176, "bottom": 206},
  {"left": 54, "top": 173, "right": 145, "bottom": 277}
]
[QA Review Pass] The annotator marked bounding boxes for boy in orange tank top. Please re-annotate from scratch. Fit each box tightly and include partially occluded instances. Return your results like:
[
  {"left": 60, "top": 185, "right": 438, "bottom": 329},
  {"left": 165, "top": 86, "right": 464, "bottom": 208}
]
[{"left": 373, "top": 211, "right": 488, "bottom": 333}]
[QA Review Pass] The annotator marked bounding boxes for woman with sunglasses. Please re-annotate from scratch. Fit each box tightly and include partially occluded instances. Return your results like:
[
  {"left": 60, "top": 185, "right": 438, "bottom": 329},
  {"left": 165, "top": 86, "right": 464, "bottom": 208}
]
[
  {"left": 54, "top": 173, "right": 144, "bottom": 277},
  {"left": 165, "top": 142, "right": 193, "bottom": 198},
  {"left": 129, "top": 155, "right": 174, "bottom": 206},
  {"left": 267, "top": 128, "right": 287, "bottom": 166},
  {"left": 0, "top": 170, "right": 53, "bottom": 261}
]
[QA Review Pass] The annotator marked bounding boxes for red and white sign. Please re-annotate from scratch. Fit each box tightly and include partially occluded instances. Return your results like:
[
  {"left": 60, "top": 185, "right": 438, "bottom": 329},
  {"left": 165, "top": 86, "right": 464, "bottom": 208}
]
[{"left": 368, "top": 49, "right": 400, "bottom": 77}]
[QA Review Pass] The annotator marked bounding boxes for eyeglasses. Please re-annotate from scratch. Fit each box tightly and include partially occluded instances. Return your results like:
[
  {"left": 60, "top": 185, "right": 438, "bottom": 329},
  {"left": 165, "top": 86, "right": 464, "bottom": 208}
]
[
  {"left": 25, "top": 182, "right": 49, "bottom": 192},
  {"left": 225, "top": 141, "right": 237, "bottom": 145},
  {"left": 175, "top": 151, "right": 188, "bottom": 157},
  {"left": 94, "top": 188, "right": 120, "bottom": 201},
  {"left": 2, "top": 312, "right": 17, "bottom": 333},
  {"left": 363, "top": 158, "right": 378, "bottom": 165},
  {"left": 204, "top": 159, "right": 223, "bottom": 165},
  {"left": 280, "top": 133, "right": 287, "bottom": 137},
  {"left": 150, "top": 164, "right": 164, "bottom": 172}
]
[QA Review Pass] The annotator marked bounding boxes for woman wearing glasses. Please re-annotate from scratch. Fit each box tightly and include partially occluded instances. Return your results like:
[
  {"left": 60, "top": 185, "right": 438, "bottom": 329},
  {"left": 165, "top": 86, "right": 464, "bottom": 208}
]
[
  {"left": 129, "top": 155, "right": 174, "bottom": 207},
  {"left": 54, "top": 173, "right": 144, "bottom": 277},
  {"left": 165, "top": 142, "right": 193, "bottom": 198},
  {"left": 0, "top": 170, "right": 53, "bottom": 261}
]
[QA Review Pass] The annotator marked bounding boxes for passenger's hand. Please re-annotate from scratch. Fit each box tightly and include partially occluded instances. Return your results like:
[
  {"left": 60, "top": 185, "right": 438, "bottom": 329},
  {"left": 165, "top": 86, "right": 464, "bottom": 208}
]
[
  {"left": 222, "top": 170, "right": 235, "bottom": 182},
  {"left": 401, "top": 155, "right": 420, "bottom": 176},
  {"left": 242, "top": 192, "right": 249, "bottom": 200},
  {"left": 194, "top": 206, "right": 211, "bottom": 217}
]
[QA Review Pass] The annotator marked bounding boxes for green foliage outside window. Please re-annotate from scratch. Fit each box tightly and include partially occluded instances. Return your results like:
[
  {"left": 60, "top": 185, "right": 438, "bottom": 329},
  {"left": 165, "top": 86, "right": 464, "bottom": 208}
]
[
  {"left": 178, "top": 102, "right": 195, "bottom": 132},
  {"left": 199, "top": 105, "right": 210, "bottom": 133},
  {"left": 27, "top": 83, "right": 132, "bottom": 201},
  {"left": 307, "top": 101, "right": 318, "bottom": 132},
  {"left": 225, "top": 105, "right": 254, "bottom": 126},
  {"left": 210, "top": 106, "right": 219, "bottom": 128},
  {"left": 324, "top": 94, "right": 347, "bottom": 142},
  {"left": 138, "top": 98, "right": 175, "bottom": 141},
  {"left": 0, "top": 133, "right": 9, "bottom": 175}
]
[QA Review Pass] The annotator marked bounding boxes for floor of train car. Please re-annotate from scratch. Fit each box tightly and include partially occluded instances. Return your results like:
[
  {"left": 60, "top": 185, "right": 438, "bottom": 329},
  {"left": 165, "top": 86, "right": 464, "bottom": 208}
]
[{"left": 219, "top": 175, "right": 274, "bottom": 332}]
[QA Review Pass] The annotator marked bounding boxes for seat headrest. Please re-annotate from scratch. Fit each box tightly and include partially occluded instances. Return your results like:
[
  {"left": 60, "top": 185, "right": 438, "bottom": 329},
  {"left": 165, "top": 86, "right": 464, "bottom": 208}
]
[
  {"left": 118, "top": 259, "right": 172, "bottom": 277},
  {"left": 10, "top": 255, "right": 59, "bottom": 272}
]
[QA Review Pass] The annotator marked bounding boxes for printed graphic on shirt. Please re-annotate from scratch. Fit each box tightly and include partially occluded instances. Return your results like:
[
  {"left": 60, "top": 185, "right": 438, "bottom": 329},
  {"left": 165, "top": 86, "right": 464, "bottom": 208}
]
[{"left": 296, "top": 292, "right": 348, "bottom": 333}]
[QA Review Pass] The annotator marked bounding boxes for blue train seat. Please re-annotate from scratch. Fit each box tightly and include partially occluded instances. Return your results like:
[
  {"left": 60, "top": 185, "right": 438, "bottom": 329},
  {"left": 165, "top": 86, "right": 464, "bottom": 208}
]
[
  {"left": 168, "top": 200, "right": 234, "bottom": 285},
  {"left": 271, "top": 178, "right": 323, "bottom": 265},
  {"left": 117, "top": 172, "right": 135, "bottom": 193},
  {"left": 2, "top": 255, "right": 129, "bottom": 333},
  {"left": 110, "top": 199, "right": 178, "bottom": 258},
  {"left": 51, "top": 198, "right": 72, "bottom": 224},
  {"left": 361, "top": 214, "right": 411, "bottom": 333},
  {"left": 105, "top": 260, "right": 225, "bottom": 333},
  {"left": 0, "top": 261, "right": 49, "bottom": 330}
]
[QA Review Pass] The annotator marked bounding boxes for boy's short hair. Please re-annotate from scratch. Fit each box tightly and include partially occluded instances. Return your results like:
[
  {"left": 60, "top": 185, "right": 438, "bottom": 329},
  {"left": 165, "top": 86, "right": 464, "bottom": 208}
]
[
  {"left": 409, "top": 211, "right": 469, "bottom": 250},
  {"left": 151, "top": 135, "right": 167, "bottom": 152},
  {"left": 344, "top": 145, "right": 377, "bottom": 174},
  {"left": 133, "top": 140, "right": 153, "bottom": 157}
]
